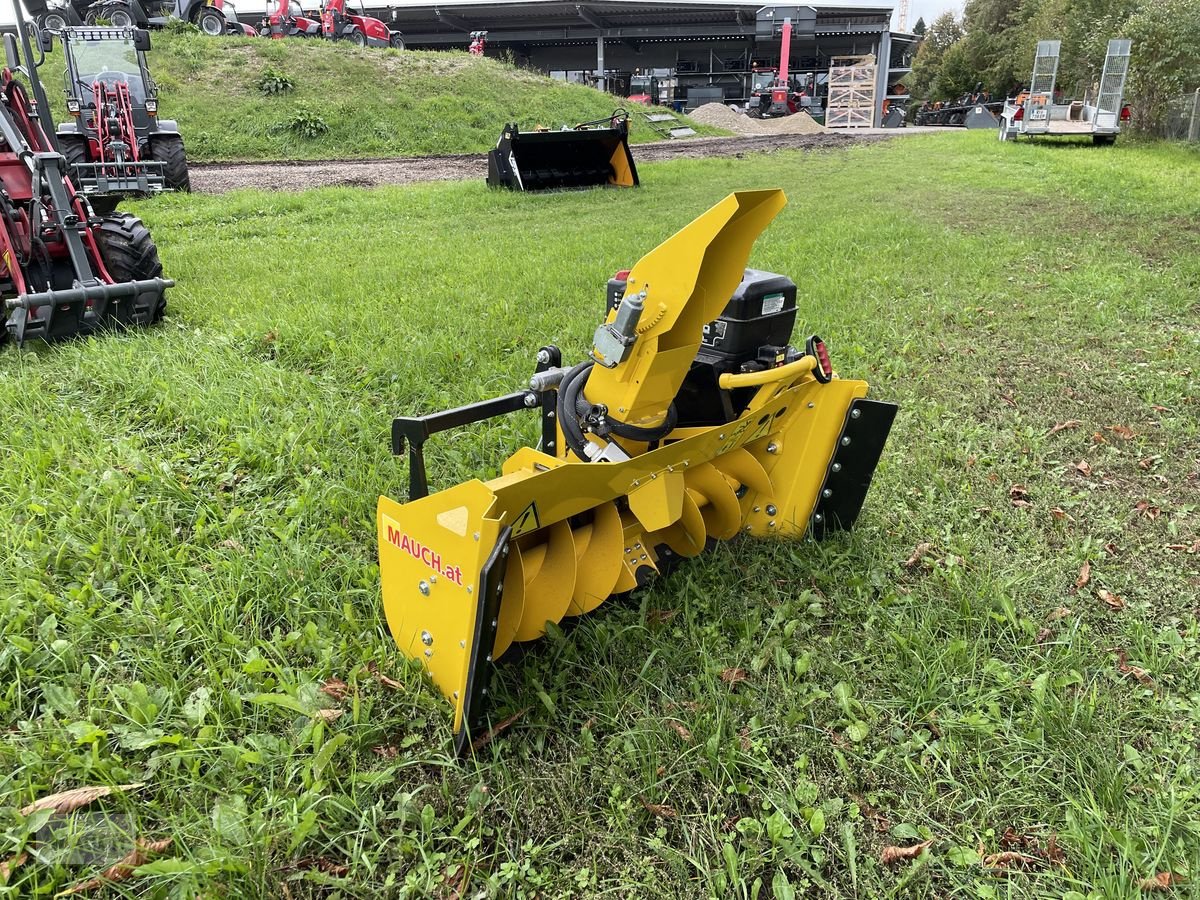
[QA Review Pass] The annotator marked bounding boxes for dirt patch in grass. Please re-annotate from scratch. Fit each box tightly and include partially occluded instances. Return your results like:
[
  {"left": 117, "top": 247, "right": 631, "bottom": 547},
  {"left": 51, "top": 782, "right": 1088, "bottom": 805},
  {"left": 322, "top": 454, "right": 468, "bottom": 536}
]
[{"left": 190, "top": 131, "right": 887, "bottom": 193}]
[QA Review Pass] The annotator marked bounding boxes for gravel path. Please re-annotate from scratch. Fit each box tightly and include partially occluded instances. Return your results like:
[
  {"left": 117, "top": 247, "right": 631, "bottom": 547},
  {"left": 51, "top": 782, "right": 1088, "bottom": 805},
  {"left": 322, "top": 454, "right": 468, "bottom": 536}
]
[{"left": 190, "top": 131, "right": 894, "bottom": 194}]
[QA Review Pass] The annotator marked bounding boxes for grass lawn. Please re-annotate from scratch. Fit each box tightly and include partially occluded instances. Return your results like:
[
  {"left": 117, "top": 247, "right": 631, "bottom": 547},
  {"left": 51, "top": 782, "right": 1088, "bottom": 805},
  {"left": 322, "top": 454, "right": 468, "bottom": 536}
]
[
  {"left": 38, "top": 28, "right": 722, "bottom": 162},
  {"left": 1, "top": 133, "right": 1198, "bottom": 897}
]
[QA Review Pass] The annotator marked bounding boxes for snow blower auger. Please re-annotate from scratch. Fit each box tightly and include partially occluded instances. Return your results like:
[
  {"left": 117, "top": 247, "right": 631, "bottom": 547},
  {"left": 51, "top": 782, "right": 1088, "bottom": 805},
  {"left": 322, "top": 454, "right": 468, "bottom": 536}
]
[
  {"left": 0, "top": 11, "right": 172, "bottom": 348},
  {"left": 487, "top": 110, "right": 638, "bottom": 192},
  {"left": 378, "top": 189, "right": 896, "bottom": 755}
]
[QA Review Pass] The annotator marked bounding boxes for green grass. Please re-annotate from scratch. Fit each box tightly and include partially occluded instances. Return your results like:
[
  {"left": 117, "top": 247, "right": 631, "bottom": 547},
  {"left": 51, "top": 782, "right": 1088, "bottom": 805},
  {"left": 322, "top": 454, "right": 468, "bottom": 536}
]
[
  {"left": 38, "top": 27, "right": 723, "bottom": 162},
  {"left": 2, "top": 134, "right": 1199, "bottom": 897}
]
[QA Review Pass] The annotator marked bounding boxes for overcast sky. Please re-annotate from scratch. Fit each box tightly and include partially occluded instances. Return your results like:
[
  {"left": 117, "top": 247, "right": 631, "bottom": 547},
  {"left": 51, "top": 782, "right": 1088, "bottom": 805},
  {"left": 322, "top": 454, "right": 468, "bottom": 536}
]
[{"left": 905, "top": 0, "right": 961, "bottom": 30}]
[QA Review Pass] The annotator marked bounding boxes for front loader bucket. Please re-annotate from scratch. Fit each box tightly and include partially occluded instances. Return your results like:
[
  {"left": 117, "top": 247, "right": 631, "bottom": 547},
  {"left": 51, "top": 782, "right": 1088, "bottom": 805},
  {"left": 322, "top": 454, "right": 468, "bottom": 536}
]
[
  {"left": 487, "top": 117, "right": 639, "bottom": 192},
  {"left": 964, "top": 104, "right": 998, "bottom": 128},
  {"left": 379, "top": 190, "right": 895, "bottom": 755}
]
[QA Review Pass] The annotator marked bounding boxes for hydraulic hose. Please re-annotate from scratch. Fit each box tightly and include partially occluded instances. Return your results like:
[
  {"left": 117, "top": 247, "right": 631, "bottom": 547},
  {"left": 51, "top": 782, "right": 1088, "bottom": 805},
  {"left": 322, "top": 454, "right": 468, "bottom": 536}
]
[
  {"left": 557, "top": 358, "right": 678, "bottom": 461},
  {"left": 556, "top": 360, "right": 595, "bottom": 461}
]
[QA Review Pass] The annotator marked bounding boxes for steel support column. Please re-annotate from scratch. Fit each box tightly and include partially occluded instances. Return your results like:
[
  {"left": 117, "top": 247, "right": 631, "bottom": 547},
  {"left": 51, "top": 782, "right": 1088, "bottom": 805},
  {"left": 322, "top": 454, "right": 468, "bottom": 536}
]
[
  {"left": 873, "top": 29, "right": 891, "bottom": 127},
  {"left": 596, "top": 33, "right": 605, "bottom": 91}
]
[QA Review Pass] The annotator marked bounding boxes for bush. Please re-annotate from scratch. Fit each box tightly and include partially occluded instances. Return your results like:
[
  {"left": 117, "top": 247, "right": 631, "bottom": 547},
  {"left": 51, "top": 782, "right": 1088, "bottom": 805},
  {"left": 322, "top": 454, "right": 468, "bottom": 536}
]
[
  {"left": 284, "top": 105, "right": 329, "bottom": 139},
  {"left": 259, "top": 67, "right": 295, "bottom": 96}
]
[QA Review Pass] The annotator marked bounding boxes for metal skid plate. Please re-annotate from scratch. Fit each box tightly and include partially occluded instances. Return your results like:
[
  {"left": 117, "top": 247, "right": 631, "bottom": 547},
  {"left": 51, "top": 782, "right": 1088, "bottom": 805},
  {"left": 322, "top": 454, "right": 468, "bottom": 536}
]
[{"left": 809, "top": 398, "right": 898, "bottom": 539}]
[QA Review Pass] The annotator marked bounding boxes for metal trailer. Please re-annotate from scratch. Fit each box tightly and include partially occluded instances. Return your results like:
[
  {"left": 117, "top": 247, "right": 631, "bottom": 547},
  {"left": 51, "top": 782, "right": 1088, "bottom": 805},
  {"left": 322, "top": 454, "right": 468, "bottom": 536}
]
[{"left": 999, "top": 39, "right": 1132, "bottom": 145}]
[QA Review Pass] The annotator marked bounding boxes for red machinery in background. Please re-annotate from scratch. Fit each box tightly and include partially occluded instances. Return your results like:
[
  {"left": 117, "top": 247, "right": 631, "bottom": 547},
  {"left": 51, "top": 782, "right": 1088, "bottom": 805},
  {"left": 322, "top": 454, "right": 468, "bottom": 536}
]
[
  {"left": 468, "top": 30, "right": 486, "bottom": 56},
  {"left": 0, "top": 14, "right": 172, "bottom": 347},
  {"left": 320, "top": 0, "right": 402, "bottom": 48},
  {"left": 260, "top": 0, "right": 320, "bottom": 38}
]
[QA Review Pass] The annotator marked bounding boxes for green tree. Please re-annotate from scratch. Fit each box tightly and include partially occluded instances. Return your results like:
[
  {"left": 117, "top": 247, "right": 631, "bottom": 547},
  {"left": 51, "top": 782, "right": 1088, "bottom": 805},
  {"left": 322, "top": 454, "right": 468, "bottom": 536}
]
[
  {"left": 909, "top": 11, "right": 965, "bottom": 98},
  {"left": 1123, "top": 0, "right": 1200, "bottom": 131},
  {"left": 913, "top": 16, "right": 926, "bottom": 35}
]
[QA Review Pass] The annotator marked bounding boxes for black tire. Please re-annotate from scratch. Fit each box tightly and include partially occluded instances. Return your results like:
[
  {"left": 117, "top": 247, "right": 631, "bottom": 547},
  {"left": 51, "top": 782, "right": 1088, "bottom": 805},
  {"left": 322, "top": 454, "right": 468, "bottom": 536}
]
[
  {"left": 389, "top": 32, "right": 404, "bottom": 49},
  {"left": 109, "top": 7, "right": 133, "bottom": 26},
  {"left": 94, "top": 213, "right": 166, "bottom": 327},
  {"left": 350, "top": 28, "right": 366, "bottom": 47},
  {"left": 197, "top": 8, "right": 226, "bottom": 36},
  {"left": 44, "top": 12, "right": 68, "bottom": 30},
  {"left": 148, "top": 133, "right": 191, "bottom": 192},
  {"left": 1093, "top": 134, "right": 1116, "bottom": 146},
  {"left": 59, "top": 133, "right": 88, "bottom": 171}
]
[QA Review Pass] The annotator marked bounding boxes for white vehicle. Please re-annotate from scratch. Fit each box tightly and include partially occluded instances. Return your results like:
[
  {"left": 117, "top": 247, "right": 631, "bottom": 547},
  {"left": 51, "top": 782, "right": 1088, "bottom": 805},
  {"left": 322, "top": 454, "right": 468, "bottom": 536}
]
[{"left": 999, "top": 39, "right": 1132, "bottom": 145}]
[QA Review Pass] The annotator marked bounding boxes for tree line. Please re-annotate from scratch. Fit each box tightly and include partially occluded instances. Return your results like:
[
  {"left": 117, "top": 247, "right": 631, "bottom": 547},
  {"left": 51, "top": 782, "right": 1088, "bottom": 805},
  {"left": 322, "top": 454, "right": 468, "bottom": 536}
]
[{"left": 907, "top": 0, "right": 1200, "bottom": 133}]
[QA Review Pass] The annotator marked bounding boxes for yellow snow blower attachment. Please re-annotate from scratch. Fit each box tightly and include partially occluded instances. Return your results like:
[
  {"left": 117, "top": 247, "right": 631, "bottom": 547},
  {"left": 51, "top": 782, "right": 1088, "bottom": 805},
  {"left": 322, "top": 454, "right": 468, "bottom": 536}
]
[{"left": 378, "top": 190, "right": 896, "bottom": 755}]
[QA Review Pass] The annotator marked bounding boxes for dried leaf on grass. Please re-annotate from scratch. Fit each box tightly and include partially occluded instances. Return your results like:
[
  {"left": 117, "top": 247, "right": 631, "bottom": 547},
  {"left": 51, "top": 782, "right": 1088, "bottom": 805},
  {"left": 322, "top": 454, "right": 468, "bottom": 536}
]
[
  {"left": 320, "top": 678, "right": 350, "bottom": 701},
  {"left": 1047, "top": 606, "right": 1072, "bottom": 622},
  {"left": 1009, "top": 485, "right": 1031, "bottom": 507},
  {"left": 314, "top": 708, "right": 344, "bottom": 724},
  {"left": 372, "top": 745, "right": 398, "bottom": 759},
  {"left": 471, "top": 707, "right": 530, "bottom": 752},
  {"left": 363, "top": 661, "right": 403, "bottom": 691},
  {"left": 1139, "top": 872, "right": 1185, "bottom": 891},
  {"left": 640, "top": 799, "right": 678, "bottom": 819},
  {"left": 646, "top": 608, "right": 678, "bottom": 626},
  {"left": 1099, "top": 589, "right": 1126, "bottom": 611},
  {"left": 982, "top": 850, "right": 1042, "bottom": 869},
  {"left": 1048, "top": 420, "right": 1081, "bottom": 436},
  {"left": 1115, "top": 650, "right": 1155, "bottom": 687},
  {"left": 21, "top": 782, "right": 144, "bottom": 816},
  {"left": 720, "top": 667, "right": 748, "bottom": 686},
  {"left": 880, "top": 840, "right": 933, "bottom": 866},
  {"left": 1134, "top": 501, "right": 1161, "bottom": 520},
  {"left": 1074, "top": 460, "right": 1092, "bottom": 476},
  {"left": 668, "top": 720, "right": 693, "bottom": 743},
  {"left": 1050, "top": 507, "right": 1072, "bottom": 522},
  {"left": 284, "top": 856, "right": 350, "bottom": 877},
  {"left": 903, "top": 542, "right": 934, "bottom": 569},
  {"left": 1036, "top": 627, "right": 1054, "bottom": 644},
  {"left": 1107, "top": 424, "right": 1136, "bottom": 440},
  {"left": 1, "top": 853, "right": 27, "bottom": 884},
  {"left": 1073, "top": 561, "right": 1091, "bottom": 591},
  {"left": 850, "top": 794, "right": 891, "bottom": 833},
  {"left": 60, "top": 837, "right": 172, "bottom": 895}
]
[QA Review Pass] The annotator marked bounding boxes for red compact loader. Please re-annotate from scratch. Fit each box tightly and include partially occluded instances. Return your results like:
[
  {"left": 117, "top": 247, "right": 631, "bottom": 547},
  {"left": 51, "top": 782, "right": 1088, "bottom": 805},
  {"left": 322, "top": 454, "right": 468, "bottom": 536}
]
[
  {"left": 0, "top": 9, "right": 172, "bottom": 347},
  {"left": 319, "top": 0, "right": 402, "bottom": 48},
  {"left": 260, "top": 0, "right": 321, "bottom": 38}
]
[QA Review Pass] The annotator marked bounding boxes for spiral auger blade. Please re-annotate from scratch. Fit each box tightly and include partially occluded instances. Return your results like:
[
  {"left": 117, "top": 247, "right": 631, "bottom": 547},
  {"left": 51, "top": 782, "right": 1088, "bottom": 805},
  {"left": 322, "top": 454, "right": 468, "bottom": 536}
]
[{"left": 378, "top": 190, "right": 897, "bottom": 756}]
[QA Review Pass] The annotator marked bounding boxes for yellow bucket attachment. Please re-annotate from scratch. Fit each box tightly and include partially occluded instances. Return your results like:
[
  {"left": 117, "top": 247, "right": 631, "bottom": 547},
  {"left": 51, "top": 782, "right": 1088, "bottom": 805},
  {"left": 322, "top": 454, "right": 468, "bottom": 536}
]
[{"left": 378, "top": 190, "right": 897, "bottom": 755}]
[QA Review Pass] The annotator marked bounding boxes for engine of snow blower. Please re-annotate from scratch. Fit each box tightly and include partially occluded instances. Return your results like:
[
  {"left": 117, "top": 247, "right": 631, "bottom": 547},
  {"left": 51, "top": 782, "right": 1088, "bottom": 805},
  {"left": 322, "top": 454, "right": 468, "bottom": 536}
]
[{"left": 378, "top": 190, "right": 896, "bottom": 755}]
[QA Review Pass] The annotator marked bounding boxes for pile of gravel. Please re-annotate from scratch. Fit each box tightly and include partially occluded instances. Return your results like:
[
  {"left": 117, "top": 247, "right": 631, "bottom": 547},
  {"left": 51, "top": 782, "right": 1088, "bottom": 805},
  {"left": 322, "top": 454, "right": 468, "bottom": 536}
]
[{"left": 688, "top": 103, "right": 827, "bottom": 135}]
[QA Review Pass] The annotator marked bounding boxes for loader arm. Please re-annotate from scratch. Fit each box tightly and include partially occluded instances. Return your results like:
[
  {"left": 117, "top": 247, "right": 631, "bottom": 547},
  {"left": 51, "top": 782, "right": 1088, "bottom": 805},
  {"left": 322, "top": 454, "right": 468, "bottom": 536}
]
[{"left": 378, "top": 190, "right": 896, "bottom": 756}]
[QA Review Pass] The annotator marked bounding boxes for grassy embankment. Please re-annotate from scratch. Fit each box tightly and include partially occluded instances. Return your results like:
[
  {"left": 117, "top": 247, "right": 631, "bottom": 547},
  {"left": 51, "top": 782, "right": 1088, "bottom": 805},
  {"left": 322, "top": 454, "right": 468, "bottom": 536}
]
[
  {"left": 0, "top": 134, "right": 1198, "bottom": 897},
  {"left": 39, "top": 26, "right": 723, "bottom": 161}
]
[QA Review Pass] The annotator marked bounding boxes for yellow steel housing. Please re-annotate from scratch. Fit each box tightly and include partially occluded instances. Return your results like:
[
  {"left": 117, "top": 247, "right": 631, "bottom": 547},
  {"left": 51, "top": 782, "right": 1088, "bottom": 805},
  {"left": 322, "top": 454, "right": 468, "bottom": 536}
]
[{"left": 378, "top": 190, "right": 891, "bottom": 752}]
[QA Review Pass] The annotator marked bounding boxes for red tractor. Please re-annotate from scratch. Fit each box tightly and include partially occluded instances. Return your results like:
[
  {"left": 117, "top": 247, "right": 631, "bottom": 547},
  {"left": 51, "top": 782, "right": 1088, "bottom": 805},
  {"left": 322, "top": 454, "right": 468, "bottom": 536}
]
[
  {"left": 319, "top": 0, "right": 402, "bottom": 48},
  {"left": 53, "top": 25, "right": 190, "bottom": 212},
  {"left": 0, "top": 13, "right": 172, "bottom": 347},
  {"left": 260, "top": 0, "right": 320, "bottom": 38}
]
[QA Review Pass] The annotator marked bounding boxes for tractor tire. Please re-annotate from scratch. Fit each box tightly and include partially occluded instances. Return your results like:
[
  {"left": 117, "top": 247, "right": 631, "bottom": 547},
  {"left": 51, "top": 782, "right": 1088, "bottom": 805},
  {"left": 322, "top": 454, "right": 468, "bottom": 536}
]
[
  {"left": 389, "top": 32, "right": 404, "bottom": 49},
  {"left": 109, "top": 7, "right": 133, "bottom": 26},
  {"left": 197, "top": 8, "right": 226, "bottom": 36},
  {"left": 94, "top": 213, "right": 166, "bottom": 328},
  {"left": 43, "top": 11, "right": 68, "bottom": 30},
  {"left": 59, "top": 133, "right": 88, "bottom": 172},
  {"left": 350, "top": 28, "right": 366, "bottom": 47},
  {"left": 148, "top": 134, "right": 191, "bottom": 192}
]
